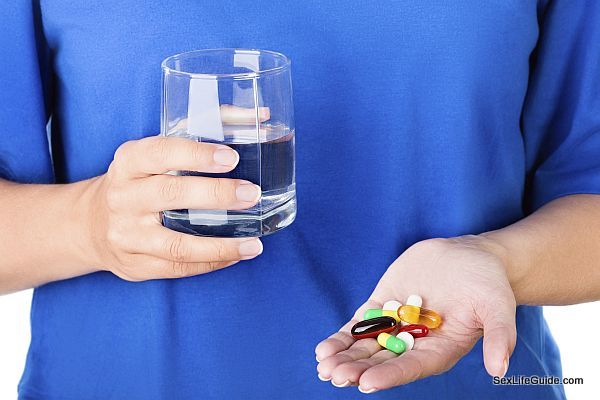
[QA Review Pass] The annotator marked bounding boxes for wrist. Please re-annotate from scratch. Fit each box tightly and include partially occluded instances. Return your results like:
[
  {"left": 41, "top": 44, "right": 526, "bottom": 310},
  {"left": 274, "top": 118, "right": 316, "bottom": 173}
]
[
  {"left": 478, "top": 230, "right": 530, "bottom": 304},
  {"left": 65, "top": 177, "right": 104, "bottom": 273}
]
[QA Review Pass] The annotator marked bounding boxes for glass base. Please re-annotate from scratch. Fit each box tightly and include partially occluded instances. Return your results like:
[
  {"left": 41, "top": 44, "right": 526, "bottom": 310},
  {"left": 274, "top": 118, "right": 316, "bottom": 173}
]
[{"left": 162, "top": 195, "right": 296, "bottom": 237}]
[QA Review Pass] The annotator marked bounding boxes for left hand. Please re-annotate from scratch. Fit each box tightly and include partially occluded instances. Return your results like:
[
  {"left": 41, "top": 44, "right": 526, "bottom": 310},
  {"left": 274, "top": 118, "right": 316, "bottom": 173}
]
[{"left": 315, "top": 236, "right": 517, "bottom": 393}]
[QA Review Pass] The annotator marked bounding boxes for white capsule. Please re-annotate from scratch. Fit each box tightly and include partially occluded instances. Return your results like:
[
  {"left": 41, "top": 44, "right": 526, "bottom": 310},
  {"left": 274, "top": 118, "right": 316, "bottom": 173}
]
[
  {"left": 382, "top": 300, "right": 402, "bottom": 312},
  {"left": 396, "top": 332, "right": 415, "bottom": 351},
  {"left": 406, "top": 295, "right": 423, "bottom": 308}
]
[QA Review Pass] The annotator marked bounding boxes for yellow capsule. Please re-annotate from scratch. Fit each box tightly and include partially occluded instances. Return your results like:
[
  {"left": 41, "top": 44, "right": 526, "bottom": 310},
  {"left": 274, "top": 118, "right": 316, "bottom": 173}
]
[
  {"left": 401, "top": 304, "right": 420, "bottom": 324},
  {"left": 397, "top": 305, "right": 442, "bottom": 329}
]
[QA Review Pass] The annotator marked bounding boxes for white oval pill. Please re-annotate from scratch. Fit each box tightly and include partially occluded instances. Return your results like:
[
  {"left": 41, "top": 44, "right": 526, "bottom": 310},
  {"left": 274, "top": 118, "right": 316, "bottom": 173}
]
[
  {"left": 382, "top": 300, "right": 402, "bottom": 311},
  {"left": 406, "top": 294, "right": 423, "bottom": 308},
  {"left": 396, "top": 332, "right": 415, "bottom": 351}
]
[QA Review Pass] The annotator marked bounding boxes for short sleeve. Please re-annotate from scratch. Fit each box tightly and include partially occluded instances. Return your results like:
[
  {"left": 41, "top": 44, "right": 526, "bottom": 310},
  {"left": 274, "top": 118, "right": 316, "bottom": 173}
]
[
  {"left": 0, "top": 1, "right": 54, "bottom": 183},
  {"left": 522, "top": 0, "right": 600, "bottom": 212}
]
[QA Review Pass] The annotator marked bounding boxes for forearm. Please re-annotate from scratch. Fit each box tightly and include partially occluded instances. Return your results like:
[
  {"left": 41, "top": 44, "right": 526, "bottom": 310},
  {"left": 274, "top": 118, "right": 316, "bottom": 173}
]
[
  {"left": 0, "top": 178, "right": 99, "bottom": 294},
  {"left": 483, "top": 194, "right": 600, "bottom": 305}
]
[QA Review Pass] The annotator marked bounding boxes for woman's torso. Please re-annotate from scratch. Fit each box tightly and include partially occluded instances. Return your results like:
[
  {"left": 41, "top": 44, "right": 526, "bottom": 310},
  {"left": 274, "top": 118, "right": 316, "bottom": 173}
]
[{"left": 19, "top": 1, "right": 565, "bottom": 398}]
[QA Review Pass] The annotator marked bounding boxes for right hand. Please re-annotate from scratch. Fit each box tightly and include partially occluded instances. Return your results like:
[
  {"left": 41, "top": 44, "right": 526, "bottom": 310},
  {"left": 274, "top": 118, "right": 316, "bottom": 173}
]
[{"left": 82, "top": 135, "right": 263, "bottom": 281}]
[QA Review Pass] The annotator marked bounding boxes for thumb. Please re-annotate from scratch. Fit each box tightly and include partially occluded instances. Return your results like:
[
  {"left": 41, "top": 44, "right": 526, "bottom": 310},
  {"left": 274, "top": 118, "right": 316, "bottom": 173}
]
[{"left": 481, "top": 301, "right": 517, "bottom": 378}]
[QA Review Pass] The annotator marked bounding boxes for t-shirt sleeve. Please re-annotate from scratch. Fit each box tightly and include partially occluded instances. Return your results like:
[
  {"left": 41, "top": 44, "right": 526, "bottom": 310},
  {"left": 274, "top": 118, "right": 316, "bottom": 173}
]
[
  {"left": 0, "top": 1, "right": 54, "bottom": 183},
  {"left": 522, "top": 0, "right": 600, "bottom": 212}
]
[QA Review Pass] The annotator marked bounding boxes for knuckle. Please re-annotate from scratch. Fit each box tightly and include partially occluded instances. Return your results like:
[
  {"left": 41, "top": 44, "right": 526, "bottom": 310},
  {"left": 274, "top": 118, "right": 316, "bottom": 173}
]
[
  {"left": 407, "top": 238, "right": 447, "bottom": 255},
  {"left": 210, "top": 178, "right": 224, "bottom": 202},
  {"left": 160, "top": 177, "right": 185, "bottom": 203},
  {"left": 105, "top": 188, "right": 125, "bottom": 211},
  {"left": 106, "top": 160, "right": 120, "bottom": 178},
  {"left": 166, "top": 235, "right": 189, "bottom": 262},
  {"left": 190, "top": 142, "right": 211, "bottom": 165},
  {"left": 118, "top": 270, "right": 144, "bottom": 282},
  {"left": 209, "top": 178, "right": 233, "bottom": 204},
  {"left": 106, "top": 227, "right": 124, "bottom": 247},
  {"left": 202, "top": 261, "right": 221, "bottom": 274},
  {"left": 110, "top": 141, "right": 137, "bottom": 176},
  {"left": 169, "top": 260, "right": 189, "bottom": 278},
  {"left": 211, "top": 240, "right": 230, "bottom": 261},
  {"left": 148, "top": 137, "right": 171, "bottom": 163},
  {"left": 109, "top": 255, "right": 140, "bottom": 280},
  {"left": 113, "top": 141, "right": 142, "bottom": 172},
  {"left": 113, "top": 140, "right": 135, "bottom": 164}
]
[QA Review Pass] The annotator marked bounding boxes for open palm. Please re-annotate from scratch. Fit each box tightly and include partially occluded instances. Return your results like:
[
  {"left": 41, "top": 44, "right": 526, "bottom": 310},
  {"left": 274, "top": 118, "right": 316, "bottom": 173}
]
[{"left": 315, "top": 237, "right": 517, "bottom": 393}]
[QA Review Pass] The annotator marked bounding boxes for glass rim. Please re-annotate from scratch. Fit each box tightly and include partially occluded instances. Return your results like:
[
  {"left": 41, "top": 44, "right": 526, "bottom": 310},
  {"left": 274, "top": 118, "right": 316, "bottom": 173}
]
[{"left": 161, "top": 48, "right": 291, "bottom": 80}]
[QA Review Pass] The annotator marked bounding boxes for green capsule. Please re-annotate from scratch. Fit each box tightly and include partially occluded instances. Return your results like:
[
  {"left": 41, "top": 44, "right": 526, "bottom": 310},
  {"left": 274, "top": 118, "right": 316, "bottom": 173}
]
[
  {"left": 377, "top": 333, "right": 406, "bottom": 354},
  {"left": 364, "top": 309, "right": 401, "bottom": 322}
]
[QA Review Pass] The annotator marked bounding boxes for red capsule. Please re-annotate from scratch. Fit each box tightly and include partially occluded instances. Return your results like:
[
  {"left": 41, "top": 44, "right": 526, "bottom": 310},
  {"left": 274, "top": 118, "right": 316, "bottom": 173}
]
[
  {"left": 351, "top": 317, "right": 397, "bottom": 339},
  {"left": 397, "top": 324, "right": 429, "bottom": 338}
]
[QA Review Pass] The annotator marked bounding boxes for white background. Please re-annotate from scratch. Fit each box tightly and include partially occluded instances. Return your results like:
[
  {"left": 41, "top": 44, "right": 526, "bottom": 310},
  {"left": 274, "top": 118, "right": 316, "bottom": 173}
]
[{"left": 1, "top": 291, "right": 598, "bottom": 399}]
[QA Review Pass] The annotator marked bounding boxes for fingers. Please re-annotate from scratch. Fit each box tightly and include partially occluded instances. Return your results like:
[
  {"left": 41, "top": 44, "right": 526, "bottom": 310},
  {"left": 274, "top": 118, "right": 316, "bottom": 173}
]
[
  {"left": 316, "top": 298, "right": 463, "bottom": 392},
  {"left": 134, "top": 226, "right": 263, "bottom": 263},
  {"left": 113, "top": 136, "right": 239, "bottom": 177},
  {"left": 315, "top": 321, "right": 356, "bottom": 362},
  {"left": 317, "top": 339, "right": 383, "bottom": 382},
  {"left": 220, "top": 105, "right": 270, "bottom": 125},
  {"left": 171, "top": 105, "right": 270, "bottom": 130},
  {"left": 358, "top": 338, "right": 459, "bottom": 392},
  {"left": 315, "top": 300, "right": 383, "bottom": 361},
  {"left": 115, "top": 255, "right": 240, "bottom": 281},
  {"left": 329, "top": 350, "right": 398, "bottom": 386},
  {"left": 316, "top": 299, "right": 389, "bottom": 384},
  {"left": 317, "top": 329, "right": 463, "bottom": 392},
  {"left": 481, "top": 304, "right": 516, "bottom": 377},
  {"left": 135, "top": 175, "right": 261, "bottom": 212},
  {"left": 112, "top": 104, "right": 271, "bottom": 177}
]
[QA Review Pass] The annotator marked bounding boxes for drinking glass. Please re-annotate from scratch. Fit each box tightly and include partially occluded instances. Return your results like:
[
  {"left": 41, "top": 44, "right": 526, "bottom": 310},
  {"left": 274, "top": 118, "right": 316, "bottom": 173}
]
[{"left": 160, "top": 49, "right": 296, "bottom": 237}]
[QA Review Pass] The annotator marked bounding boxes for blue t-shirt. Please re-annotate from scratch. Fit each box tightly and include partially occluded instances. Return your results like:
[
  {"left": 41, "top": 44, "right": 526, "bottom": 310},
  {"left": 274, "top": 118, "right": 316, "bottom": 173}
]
[{"left": 2, "top": 1, "right": 599, "bottom": 399}]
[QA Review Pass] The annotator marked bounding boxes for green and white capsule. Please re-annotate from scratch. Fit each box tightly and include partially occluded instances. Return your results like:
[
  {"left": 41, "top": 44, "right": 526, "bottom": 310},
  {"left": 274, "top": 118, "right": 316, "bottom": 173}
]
[
  {"left": 377, "top": 333, "right": 406, "bottom": 354},
  {"left": 364, "top": 309, "right": 401, "bottom": 322}
]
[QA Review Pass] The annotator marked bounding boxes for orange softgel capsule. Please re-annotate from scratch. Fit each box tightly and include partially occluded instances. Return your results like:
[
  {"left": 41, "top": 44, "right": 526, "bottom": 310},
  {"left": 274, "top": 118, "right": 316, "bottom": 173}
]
[{"left": 398, "top": 305, "right": 442, "bottom": 329}]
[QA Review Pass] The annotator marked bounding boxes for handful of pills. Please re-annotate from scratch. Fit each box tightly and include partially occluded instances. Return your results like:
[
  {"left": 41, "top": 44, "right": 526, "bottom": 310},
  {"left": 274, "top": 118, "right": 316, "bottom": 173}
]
[{"left": 350, "top": 295, "right": 442, "bottom": 355}]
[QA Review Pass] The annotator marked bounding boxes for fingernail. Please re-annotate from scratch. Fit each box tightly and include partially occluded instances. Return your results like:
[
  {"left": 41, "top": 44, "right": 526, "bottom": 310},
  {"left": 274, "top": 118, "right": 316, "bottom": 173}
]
[
  {"left": 236, "top": 183, "right": 261, "bottom": 202},
  {"left": 239, "top": 239, "right": 263, "bottom": 258},
  {"left": 316, "top": 355, "right": 322, "bottom": 362},
  {"left": 258, "top": 107, "right": 271, "bottom": 121},
  {"left": 213, "top": 148, "right": 238, "bottom": 167},
  {"left": 318, "top": 374, "right": 331, "bottom": 382},
  {"left": 358, "top": 386, "right": 378, "bottom": 394},
  {"left": 332, "top": 380, "right": 351, "bottom": 388},
  {"left": 501, "top": 355, "right": 509, "bottom": 378}
]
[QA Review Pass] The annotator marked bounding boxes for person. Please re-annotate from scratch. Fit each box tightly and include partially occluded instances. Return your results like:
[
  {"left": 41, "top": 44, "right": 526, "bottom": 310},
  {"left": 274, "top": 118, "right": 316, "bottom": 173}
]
[{"left": 1, "top": 1, "right": 599, "bottom": 399}]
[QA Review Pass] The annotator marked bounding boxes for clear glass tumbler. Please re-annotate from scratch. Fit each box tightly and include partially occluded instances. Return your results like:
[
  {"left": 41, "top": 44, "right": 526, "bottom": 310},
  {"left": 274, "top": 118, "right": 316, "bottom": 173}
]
[{"left": 160, "top": 49, "right": 296, "bottom": 237}]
